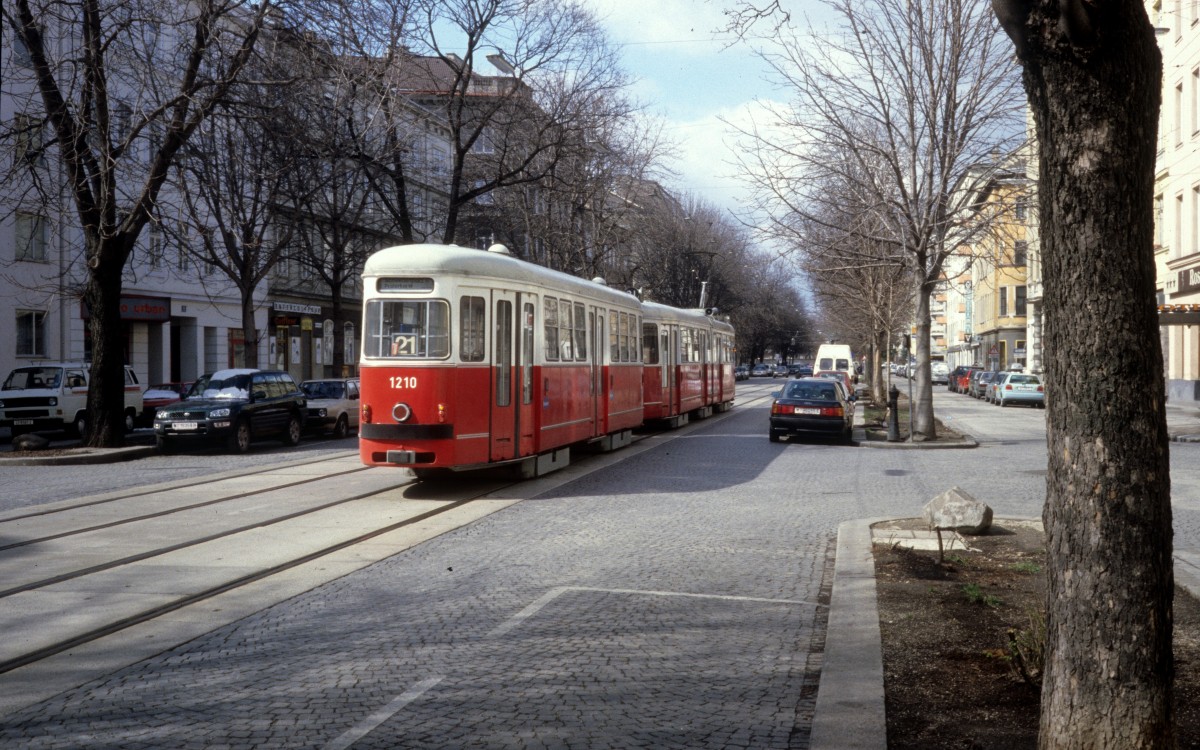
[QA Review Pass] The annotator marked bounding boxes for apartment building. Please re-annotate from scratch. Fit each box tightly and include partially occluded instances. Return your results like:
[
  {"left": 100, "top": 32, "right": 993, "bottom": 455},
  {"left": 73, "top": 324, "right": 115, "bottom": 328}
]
[{"left": 1152, "top": 0, "right": 1200, "bottom": 400}]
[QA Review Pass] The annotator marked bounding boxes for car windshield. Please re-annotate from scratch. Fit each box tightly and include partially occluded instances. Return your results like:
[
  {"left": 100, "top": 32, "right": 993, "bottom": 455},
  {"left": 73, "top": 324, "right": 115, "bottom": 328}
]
[
  {"left": 785, "top": 382, "right": 838, "bottom": 400},
  {"left": 2, "top": 367, "right": 62, "bottom": 390},
  {"left": 303, "top": 381, "right": 345, "bottom": 399},
  {"left": 188, "top": 372, "right": 253, "bottom": 400}
]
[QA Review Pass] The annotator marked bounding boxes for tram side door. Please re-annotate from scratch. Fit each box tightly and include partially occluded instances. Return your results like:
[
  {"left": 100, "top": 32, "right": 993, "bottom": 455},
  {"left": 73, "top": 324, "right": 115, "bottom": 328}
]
[
  {"left": 490, "top": 291, "right": 519, "bottom": 462},
  {"left": 592, "top": 308, "right": 604, "bottom": 434},
  {"left": 667, "top": 325, "right": 679, "bottom": 414}
]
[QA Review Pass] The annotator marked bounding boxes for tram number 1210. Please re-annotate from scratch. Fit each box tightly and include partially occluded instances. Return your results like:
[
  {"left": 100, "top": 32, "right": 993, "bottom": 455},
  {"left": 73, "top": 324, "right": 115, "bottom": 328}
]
[{"left": 390, "top": 376, "right": 418, "bottom": 389}]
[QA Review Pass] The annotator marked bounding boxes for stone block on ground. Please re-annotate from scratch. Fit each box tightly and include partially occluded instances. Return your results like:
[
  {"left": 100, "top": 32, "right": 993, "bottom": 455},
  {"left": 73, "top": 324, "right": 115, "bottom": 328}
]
[
  {"left": 12, "top": 433, "right": 51, "bottom": 451},
  {"left": 923, "top": 486, "right": 993, "bottom": 534}
]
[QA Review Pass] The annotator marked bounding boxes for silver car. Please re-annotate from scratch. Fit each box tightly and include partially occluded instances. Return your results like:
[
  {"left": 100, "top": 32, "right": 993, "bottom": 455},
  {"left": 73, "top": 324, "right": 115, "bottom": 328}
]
[{"left": 992, "top": 372, "right": 1045, "bottom": 408}]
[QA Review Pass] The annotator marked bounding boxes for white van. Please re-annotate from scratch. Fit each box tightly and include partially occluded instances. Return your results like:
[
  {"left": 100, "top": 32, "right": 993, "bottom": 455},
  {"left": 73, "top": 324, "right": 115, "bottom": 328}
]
[
  {"left": 814, "top": 344, "right": 856, "bottom": 383},
  {"left": 0, "top": 362, "right": 142, "bottom": 438}
]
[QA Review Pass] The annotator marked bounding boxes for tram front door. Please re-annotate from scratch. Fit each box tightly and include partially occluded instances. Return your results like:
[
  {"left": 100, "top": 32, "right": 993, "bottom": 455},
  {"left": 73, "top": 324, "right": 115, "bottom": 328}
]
[{"left": 490, "top": 291, "right": 533, "bottom": 461}]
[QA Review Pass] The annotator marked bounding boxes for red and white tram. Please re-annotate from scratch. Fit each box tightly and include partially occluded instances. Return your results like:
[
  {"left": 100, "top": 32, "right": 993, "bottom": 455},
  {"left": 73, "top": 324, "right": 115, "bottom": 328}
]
[
  {"left": 640, "top": 301, "right": 736, "bottom": 428},
  {"left": 359, "top": 243, "right": 650, "bottom": 478}
]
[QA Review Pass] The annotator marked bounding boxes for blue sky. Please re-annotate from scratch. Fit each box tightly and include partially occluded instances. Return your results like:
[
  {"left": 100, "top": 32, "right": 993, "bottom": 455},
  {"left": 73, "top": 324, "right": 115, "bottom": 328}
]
[{"left": 584, "top": 1, "right": 834, "bottom": 213}]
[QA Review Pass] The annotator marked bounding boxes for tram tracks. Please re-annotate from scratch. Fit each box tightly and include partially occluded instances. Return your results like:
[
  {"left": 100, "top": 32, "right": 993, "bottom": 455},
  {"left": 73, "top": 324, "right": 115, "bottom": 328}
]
[{"left": 0, "top": 460, "right": 523, "bottom": 680}]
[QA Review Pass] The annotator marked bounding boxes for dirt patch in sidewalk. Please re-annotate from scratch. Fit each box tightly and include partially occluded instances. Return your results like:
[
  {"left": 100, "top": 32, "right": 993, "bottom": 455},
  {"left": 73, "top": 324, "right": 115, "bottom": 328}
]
[{"left": 874, "top": 519, "right": 1200, "bottom": 748}]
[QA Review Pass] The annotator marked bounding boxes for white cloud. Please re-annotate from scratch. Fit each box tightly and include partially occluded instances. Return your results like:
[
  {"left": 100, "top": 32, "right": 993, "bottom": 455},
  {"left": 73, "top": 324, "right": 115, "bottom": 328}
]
[{"left": 586, "top": 0, "right": 733, "bottom": 50}]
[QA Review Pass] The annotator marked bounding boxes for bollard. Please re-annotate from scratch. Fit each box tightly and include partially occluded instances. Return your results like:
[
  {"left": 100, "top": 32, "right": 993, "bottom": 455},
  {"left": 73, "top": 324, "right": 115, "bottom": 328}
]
[{"left": 887, "top": 384, "right": 901, "bottom": 442}]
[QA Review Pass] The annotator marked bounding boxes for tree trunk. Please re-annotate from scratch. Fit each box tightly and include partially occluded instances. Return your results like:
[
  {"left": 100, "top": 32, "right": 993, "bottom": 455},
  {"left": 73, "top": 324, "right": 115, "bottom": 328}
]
[
  {"left": 84, "top": 249, "right": 128, "bottom": 448},
  {"left": 241, "top": 293, "right": 259, "bottom": 369},
  {"left": 998, "top": 2, "right": 1175, "bottom": 746},
  {"left": 912, "top": 278, "right": 936, "bottom": 439}
]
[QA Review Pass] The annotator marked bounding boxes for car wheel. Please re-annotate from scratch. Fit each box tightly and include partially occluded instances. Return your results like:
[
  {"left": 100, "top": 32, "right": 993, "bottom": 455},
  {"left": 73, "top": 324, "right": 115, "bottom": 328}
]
[
  {"left": 72, "top": 413, "right": 88, "bottom": 440},
  {"left": 156, "top": 435, "right": 175, "bottom": 454},
  {"left": 227, "top": 418, "right": 252, "bottom": 453},
  {"left": 281, "top": 413, "right": 302, "bottom": 446},
  {"left": 999, "top": 398, "right": 1008, "bottom": 407},
  {"left": 333, "top": 414, "right": 350, "bottom": 439},
  {"left": 124, "top": 410, "right": 136, "bottom": 433},
  {"left": 769, "top": 432, "right": 781, "bottom": 443}
]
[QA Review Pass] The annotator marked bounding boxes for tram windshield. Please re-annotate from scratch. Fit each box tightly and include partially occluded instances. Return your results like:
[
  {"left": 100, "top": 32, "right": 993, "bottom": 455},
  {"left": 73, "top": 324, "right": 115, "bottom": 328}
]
[{"left": 364, "top": 299, "right": 450, "bottom": 359}]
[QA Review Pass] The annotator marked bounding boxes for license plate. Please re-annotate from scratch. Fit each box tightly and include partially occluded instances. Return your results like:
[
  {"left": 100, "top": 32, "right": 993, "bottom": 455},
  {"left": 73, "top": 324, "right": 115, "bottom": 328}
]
[
  {"left": 14, "top": 419, "right": 34, "bottom": 426},
  {"left": 1016, "top": 386, "right": 1034, "bottom": 391},
  {"left": 794, "top": 407, "right": 820, "bottom": 415},
  {"left": 171, "top": 422, "right": 199, "bottom": 431}
]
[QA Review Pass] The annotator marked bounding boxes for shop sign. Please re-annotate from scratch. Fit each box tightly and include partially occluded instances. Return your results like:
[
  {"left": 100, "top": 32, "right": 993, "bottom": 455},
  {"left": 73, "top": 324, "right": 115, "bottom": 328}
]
[
  {"left": 274, "top": 302, "right": 323, "bottom": 315},
  {"left": 1177, "top": 267, "right": 1200, "bottom": 295},
  {"left": 81, "top": 294, "right": 171, "bottom": 321}
]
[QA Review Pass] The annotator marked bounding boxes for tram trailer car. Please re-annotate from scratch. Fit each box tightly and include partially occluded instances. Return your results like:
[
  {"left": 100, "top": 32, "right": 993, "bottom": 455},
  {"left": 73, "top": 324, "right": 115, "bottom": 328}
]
[
  {"left": 640, "top": 301, "right": 736, "bottom": 428},
  {"left": 361, "top": 243, "right": 652, "bottom": 479}
]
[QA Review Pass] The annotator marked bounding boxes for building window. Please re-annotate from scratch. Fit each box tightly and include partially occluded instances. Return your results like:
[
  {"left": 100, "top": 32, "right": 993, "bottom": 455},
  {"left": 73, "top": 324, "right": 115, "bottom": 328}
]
[
  {"left": 16, "top": 310, "right": 46, "bottom": 356},
  {"left": 15, "top": 113, "right": 44, "bottom": 165},
  {"left": 999, "top": 286, "right": 1009, "bottom": 317},
  {"left": 1016, "top": 286, "right": 1027, "bottom": 316},
  {"left": 1176, "top": 82, "right": 1184, "bottom": 146},
  {"left": 1156, "top": 194, "right": 1165, "bottom": 249},
  {"left": 11, "top": 29, "right": 34, "bottom": 66},
  {"left": 15, "top": 212, "right": 48, "bottom": 261},
  {"left": 1013, "top": 240, "right": 1027, "bottom": 266},
  {"left": 1015, "top": 198, "right": 1027, "bottom": 222}
]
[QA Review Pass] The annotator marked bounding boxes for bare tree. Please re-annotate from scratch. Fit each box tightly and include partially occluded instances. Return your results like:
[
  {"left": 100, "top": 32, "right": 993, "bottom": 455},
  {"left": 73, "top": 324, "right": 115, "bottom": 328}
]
[
  {"left": 992, "top": 1, "right": 1174, "bottom": 745},
  {"left": 2, "top": 0, "right": 277, "bottom": 445},
  {"left": 394, "top": 0, "right": 632, "bottom": 245},
  {"left": 730, "top": 0, "right": 1024, "bottom": 439},
  {"left": 173, "top": 98, "right": 300, "bottom": 368}
]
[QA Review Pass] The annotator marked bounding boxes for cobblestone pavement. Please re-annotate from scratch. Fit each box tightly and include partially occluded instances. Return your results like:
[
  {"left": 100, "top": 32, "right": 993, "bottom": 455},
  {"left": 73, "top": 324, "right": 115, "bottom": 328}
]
[{"left": 2, "top": 388, "right": 1196, "bottom": 748}]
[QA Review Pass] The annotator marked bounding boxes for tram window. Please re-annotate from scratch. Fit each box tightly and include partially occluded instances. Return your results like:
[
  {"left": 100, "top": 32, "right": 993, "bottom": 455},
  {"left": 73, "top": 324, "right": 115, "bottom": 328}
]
[
  {"left": 643, "top": 323, "right": 659, "bottom": 365},
  {"left": 573, "top": 302, "right": 587, "bottom": 361},
  {"left": 522, "top": 303, "right": 535, "bottom": 403},
  {"left": 364, "top": 299, "right": 450, "bottom": 359},
  {"left": 609, "top": 310, "right": 619, "bottom": 361},
  {"left": 495, "top": 300, "right": 512, "bottom": 406},
  {"left": 544, "top": 296, "right": 559, "bottom": 361},
  {"left": 460, "top": 296, "right": 486, "bottom": 362},
  {"left": 558, "top": 299, "right": 574, "bottom": 360}
]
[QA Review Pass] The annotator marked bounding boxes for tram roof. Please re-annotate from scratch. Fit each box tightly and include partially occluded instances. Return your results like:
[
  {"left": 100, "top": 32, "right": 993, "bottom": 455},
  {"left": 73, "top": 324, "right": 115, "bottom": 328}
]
[
  {"left": 364, "top": 243, "right": 640, "bottom": 307},
  {"left": 641, "top": 300, "right": 735, "bottom": 333}
]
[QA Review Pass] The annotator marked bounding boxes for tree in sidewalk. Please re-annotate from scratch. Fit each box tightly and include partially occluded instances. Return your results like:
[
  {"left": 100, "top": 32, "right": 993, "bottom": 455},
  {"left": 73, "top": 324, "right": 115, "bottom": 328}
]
[
  {"left": 991, "top": 1, "right": 1174, "bottom": 746},
  {"left": 2, "top": 0, "right": 279, "bottom": 446},
  {"left": 729, "top": 0, "right": 1024, "bottom": 439}
]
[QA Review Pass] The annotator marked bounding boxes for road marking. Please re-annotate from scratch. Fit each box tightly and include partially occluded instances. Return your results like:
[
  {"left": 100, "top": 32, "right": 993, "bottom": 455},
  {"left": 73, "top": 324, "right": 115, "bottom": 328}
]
[
  {"left": 324, "top": 676, "right": 443, "bottom": 750},
  {"left": 488, "top": 585, "right": 824, "bottom": 639}
]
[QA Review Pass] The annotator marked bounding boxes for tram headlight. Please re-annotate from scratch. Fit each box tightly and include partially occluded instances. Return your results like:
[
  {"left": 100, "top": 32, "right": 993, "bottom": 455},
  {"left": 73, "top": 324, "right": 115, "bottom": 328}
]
[
  {"left": 437, "top": 403, "right": 446, "bottom": 423},
  {"left": 362, "top": 404, "right": 372, "bottom": 424},
  {"left": 392, "top": 403, "right": 412, "bottom": 423}
]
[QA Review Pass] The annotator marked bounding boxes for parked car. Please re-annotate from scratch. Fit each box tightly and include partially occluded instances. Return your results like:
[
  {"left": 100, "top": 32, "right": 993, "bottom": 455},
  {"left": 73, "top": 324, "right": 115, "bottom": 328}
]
[
  {"left": 949, "top": 366, "right": 979, "bottom": 393},
  {"left": 814, "top": 371, "right": 856, "bottom": 403},
  {"left": 735, "top": 365, "right": 750, "bottom": 381},
  {"left": 769, "top": 377, "right": 855, "bottom": 444},
  {"left": 751, "top": 364, "right": 772, "bottom": 377},
  {"left": 968, "top": 370, "right": 995, "bottom": 399},
  {"left": 931, "top": 361, "right": 950, "bottom": 385},
  {"left": 301, "top": 377, "right": 360, "bottom": 438},
  {"left": 790, "top": 364, "right": 813, "bottom": 377},
  {"left": 140, "top": 382, "right": 193, "bottom": 425},
  {"left": 0, "top": 362, "right": 142, "bottom": 438},
  {"left": 773, "top": 363, "right": 790, "bottom": 378},
  {"left": 153, "top": 369, "right": 307, "bottom": 453},
  {"left": 993, "top": 372, "right": 1045, "bottom": 408}
]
